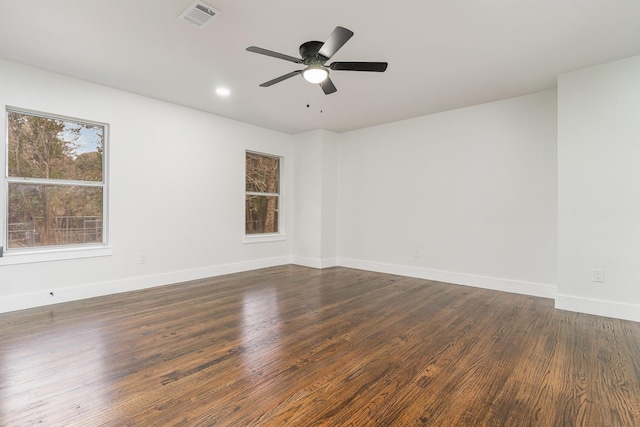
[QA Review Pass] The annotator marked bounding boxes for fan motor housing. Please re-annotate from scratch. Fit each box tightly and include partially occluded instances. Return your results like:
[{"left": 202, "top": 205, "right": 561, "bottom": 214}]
[{"left": 299, "top": 41, "right": 324, "bottom": 61}]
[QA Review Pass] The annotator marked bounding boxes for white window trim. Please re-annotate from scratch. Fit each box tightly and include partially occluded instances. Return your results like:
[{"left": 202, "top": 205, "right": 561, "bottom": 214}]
[
  {"left": 2, "top": 107, "right": 110, "bottom": 261},
  {"left": 0, "top": 245, "right": 113, "bottom": 265},
  {"left": 244, "top": 150, "right": 286, "bottom": 243},
  {"left": 243, "top": 233, "right": 287, "bottom": 244}
]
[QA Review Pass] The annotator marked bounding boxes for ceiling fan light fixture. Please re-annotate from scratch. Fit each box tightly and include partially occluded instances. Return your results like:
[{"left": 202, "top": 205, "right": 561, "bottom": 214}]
[
  {"left": 247, "top": 26, "right": 387, "bottom": 94},
  {"left": 302, "top": 66, "right": 329, "bottom": 84}
]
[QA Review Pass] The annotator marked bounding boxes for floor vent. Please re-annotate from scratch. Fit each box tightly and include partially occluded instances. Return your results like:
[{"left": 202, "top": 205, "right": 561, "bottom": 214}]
[{"left": 178, "top": 1, "right": 221, "bottom": 28}]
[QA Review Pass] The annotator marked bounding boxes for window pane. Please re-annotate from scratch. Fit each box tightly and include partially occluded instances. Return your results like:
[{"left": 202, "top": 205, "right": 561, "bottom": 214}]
[
  {"left": 246, "top": 152, "right": 279, "bottom": 193},
  {"left": 7, "top": 183, "right": 103, "bottom": 249},
  {"left": 7, "top": 111, "right": 104, "bottom": 181},
  {"left": 245, "top": 195, "right": 279, "bottom": 234}
]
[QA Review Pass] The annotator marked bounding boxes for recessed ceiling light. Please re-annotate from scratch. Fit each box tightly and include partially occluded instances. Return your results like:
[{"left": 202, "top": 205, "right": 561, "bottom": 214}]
[{"left": 216, "top": 87, "right": 231, "bottom": 97}]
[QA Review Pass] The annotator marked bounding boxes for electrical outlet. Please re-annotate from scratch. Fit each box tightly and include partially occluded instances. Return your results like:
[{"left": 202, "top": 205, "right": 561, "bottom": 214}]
[
  {"left": 139, "top": 254, "right": 147, "bottom": 264},
  {"left": 592, "top": 269, "right": 604, "bottom": 283},
  {"left": 413, "top": 248, "right": 420, "bottom": 258}
]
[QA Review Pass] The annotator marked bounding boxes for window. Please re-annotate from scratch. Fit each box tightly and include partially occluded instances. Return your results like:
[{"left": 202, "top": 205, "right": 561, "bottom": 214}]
[
  {"left": 245, "top": 151, "right": 280, "bottom": 235},
  {"left": 4, "top": 108, "right": 107, "bottom": 252}
]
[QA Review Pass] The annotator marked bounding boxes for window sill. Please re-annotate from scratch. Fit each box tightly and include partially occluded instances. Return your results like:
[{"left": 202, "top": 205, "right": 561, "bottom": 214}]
[
  {"left": 0, "top": 245, "right": 113, "bottom": 265},
  {"left": 243, "top": 233, "right": 287, "bottom": 244}
]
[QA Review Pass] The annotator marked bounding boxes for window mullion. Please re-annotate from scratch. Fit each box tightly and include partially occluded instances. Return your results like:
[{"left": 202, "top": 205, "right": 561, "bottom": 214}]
[
  {"left": 6, "top": 177, "right": 104, "bottom": 187},
  {"left": 245, "top": 191, "right": 279, "bottom": 197}
]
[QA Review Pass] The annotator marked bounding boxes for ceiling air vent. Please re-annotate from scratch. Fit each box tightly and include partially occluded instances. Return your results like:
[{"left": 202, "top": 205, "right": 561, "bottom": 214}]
[{"left": 178, "top": 1, "right": 221, "bottom": 29}]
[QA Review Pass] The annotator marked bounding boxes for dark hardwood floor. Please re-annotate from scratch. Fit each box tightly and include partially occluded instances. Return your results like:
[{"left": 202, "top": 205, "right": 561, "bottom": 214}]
[{"left": 1, "top": 265, "right": 639, "bottom": 426}]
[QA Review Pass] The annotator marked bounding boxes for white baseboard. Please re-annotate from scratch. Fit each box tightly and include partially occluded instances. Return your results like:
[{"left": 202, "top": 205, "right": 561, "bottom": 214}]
[
  {"left": 321, "top": 257, "right": 338, "bottom": 268},
  {"left": 292, "top": 256, "right": 338, "bottom": 269},
  {"left": 337, "top": 258, "right": 557, "bottom": 299},
  {"left": 291, "top": 256, "right": 322, "bottom": 269},
  {"left": 555, "top": 294, "right": 640, "bottom": 323},
  {"left": 7, "top": 255, "right": 636, "bottom": 324},
  {"left": 0, "top": 256, "right": 291, "bottom": 314}
]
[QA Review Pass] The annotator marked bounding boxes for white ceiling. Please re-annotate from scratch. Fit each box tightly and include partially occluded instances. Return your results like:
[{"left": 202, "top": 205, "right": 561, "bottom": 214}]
[{"left": 1, "top": 0, "right": 640, "bottom": 135}]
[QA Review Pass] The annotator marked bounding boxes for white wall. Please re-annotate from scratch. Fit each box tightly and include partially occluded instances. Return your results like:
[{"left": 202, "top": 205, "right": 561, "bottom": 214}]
[
  {"left": 557, "top": 55, "right": 640, "bottom": 322},
  {"left": 0, "top": 59, "right": 293, "bottom": 312},
  {"left": 291, "top": 129, "right": 338, "bottom": 268},
  {"left": 292, "top": 130, "right": 323, "bottom": 265},
  {"left": 337, "top": 91, "right": 558, "bottom": 297},
  {"left": 5, "top": 54, "right": 639, "bottom": 323},
  {"left": 320, "top": 131, "right": 338, "bottom": 262}
]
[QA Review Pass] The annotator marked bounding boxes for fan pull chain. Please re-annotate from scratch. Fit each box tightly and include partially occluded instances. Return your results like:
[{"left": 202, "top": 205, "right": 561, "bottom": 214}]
[{"left": 304, "top": 87, "right": 325, "bottom": 113}]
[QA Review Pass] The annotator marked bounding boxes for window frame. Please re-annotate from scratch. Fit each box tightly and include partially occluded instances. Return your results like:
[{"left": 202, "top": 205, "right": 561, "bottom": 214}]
[
  {"left": 1, "top": 107, "right": 111, "bottom": 264},
  {"left": 243, "top": 150, "right": 286, "bottom": 244}
]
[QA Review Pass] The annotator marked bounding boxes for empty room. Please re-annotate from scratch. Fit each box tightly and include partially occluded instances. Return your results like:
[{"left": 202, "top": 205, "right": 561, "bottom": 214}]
[{"left": 1, "top": 0, "right": 640, "bottom": 425}]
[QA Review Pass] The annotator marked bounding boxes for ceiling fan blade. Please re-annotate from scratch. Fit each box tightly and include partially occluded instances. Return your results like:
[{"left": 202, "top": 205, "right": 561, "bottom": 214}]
[
  {"left": 246, "top": 46, "right": 303, "bottom": 64},
  {"left": 320, "top": 77, "right": 337, "bottom": 95},
  {"left": 330, "top": 62, "right": 388, "bottom": 72},
  {"left": 318, "top": 26, "right": 354, "bottom": 60},
  {"left": 259, "top": 70, "right": 302, "bottom": 87}
]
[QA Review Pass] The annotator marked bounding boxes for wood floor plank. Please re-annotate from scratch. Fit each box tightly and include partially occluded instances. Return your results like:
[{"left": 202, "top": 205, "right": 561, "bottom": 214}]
[{"left": 1, "top": 265, "right": 640, "bottom": 426}]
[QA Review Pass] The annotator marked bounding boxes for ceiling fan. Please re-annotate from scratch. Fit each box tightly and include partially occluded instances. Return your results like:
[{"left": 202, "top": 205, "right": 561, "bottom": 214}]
[{"left": 246, "top": 26, "right": 388, "bottom": 95}]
